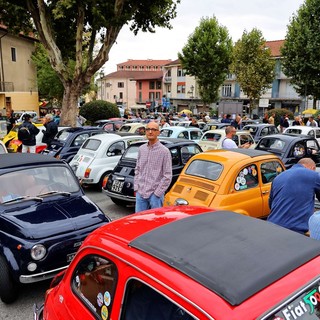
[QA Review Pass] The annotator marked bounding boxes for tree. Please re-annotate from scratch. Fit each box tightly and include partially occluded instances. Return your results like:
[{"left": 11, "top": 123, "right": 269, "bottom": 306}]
[
  {"left": 231, "top": 28, "right": 275, "bottom": 115},
  {"left": 281, "top": 0, "right": 320, "bottom": 109},
  {"left": 178, "top": 16, "right": 233, "bottom": 106},
  {"left": 0, "top": 0, "right": 179, "bottom": 126},
  {"left": 31, "top": 43, "right": 64, "bottom": 102}
]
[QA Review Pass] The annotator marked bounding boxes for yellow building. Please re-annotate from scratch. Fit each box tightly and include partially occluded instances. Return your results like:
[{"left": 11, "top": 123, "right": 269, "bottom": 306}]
[{"left": 0, "top": 25, "right": 39, "bottom": 116}]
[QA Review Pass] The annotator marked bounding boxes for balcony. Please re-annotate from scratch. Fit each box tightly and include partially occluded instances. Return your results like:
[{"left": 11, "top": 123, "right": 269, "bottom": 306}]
[
  {"left": 0, "top": 82, "right": 14, "bottom": 92},
  {"left": 164, "top": 77, "right": 172, "bottom": 83}
]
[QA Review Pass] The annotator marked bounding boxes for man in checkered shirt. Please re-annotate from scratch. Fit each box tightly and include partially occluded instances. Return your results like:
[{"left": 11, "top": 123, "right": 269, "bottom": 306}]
[{"left": 134, "top": 121, "right": 172, "bottom": 212}]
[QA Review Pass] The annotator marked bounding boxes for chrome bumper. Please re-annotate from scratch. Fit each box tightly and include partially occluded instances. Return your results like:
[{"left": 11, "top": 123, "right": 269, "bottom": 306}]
[
  {"left": 33, "top": 303, "right": 44, "bottom": 320},
  {"left": 20, "top": 265, "right": 68, "bottom": 284},
  {"left": 103, "top": 189, "right": 136, "bottom": 203}
]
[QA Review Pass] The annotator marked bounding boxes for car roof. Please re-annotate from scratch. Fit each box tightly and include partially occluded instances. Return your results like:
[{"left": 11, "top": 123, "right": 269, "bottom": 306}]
[
  {"left": 0, "top": 153, "right": 61, "bottom": 170},
  {"left": 161, "top": 126, "right": 202, "bottom": 131},
  {"left": 92, "top": 207, "right": 320, "bottom": 306},
  {"left": 202, "top": 148, "right": 275, "bottom": 159},
  {"left": 259, "top": 133, "right": 315, "bottom": 142},
  {"left": 129, "top": 138, "right": 200, "bottom": 147},
  {"left": 243, "top": 124, "right": 275, "bottom": 127},
  {"left": 60, "top": 126, "right": 104, "bottom": 133}
]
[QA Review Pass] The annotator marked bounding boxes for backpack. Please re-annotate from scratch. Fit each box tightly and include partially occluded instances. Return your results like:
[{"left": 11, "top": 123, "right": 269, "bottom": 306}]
[{"left": 18, "top": 125, "right": 31, "bottom": 141}]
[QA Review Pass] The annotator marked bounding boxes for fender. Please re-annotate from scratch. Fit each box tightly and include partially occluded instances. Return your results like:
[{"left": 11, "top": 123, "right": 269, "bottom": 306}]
[{"left": 0, "top": 245, "right": 19, "bottom": 281}]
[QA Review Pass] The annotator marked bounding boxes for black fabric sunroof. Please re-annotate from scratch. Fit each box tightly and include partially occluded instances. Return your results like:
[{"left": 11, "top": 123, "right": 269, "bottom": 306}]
[{"left": 129, "top": 211, "right": 320, "bottom": 306}]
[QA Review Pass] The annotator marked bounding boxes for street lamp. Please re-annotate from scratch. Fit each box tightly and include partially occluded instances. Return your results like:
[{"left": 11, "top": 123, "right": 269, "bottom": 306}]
[
  {"left": 99, "top": 70, "right": 104, "bottom": 100},
  {"left": 188, "top": 85, "right": 195, "bottom": 111}
]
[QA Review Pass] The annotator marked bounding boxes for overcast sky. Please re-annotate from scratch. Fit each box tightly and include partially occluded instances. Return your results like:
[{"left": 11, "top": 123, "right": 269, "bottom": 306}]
[{"left": 102, "top": 0, "right": 305, "bottom": 75}]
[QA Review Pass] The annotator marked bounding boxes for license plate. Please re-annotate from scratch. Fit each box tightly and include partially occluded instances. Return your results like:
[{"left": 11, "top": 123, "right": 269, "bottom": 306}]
[
  {"left": 67, "top": 252, "right": 76, "bottom": 263},
  {"left": 111, "top": 180, "right": 124, "bottom": 193}
]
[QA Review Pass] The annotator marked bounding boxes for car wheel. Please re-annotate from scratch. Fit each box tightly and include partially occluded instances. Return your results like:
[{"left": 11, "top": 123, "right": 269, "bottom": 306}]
[
  {"left": 97, "top": 172, "right": 111, "bottom": 191},
  {"left": 110, "top": 197, "right": 130, "bottom": 207},
  {"left": 0, "top": 256, "right": 19, "bottom": 304}
]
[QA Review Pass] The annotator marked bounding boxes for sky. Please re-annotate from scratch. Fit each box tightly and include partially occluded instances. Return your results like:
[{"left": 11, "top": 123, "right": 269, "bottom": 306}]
[{"left": 102, "top": 0, "right": 305, "bottom": 75}]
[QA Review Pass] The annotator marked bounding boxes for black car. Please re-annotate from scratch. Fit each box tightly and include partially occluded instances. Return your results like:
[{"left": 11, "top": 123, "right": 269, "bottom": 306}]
[
  {"left": 242, "top": 123, "right": 279, "bottom": 143},
  {"left": 103, "top": 139, "right": 203, "bottom": 206},
  {"left": 255, "top": 133, "right": 320, "bottom": 168},
  {"left": 0, "top": 153, "right": 110, "bottom": 303},
  {"left": 42, "top": 127, "right": 107, "bottom": 162}
]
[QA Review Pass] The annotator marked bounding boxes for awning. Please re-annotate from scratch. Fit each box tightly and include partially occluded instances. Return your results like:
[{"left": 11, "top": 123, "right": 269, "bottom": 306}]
[{"left": 302, "top": 108, "right": 317, "bottom": 115}]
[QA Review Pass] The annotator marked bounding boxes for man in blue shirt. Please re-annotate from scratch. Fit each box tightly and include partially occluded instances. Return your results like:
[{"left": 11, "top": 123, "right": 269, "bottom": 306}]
[{"left": 268, "top": 158, "right": 320, "bottom": 234}]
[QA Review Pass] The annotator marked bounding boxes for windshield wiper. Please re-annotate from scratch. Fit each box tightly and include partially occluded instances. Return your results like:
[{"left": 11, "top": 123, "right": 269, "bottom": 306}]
[
  {"left": 2, "top": 196, "right": 43, "bottom": 204},
  {"left": 38, "top": 191, "right": 71, "bottom": 197}
]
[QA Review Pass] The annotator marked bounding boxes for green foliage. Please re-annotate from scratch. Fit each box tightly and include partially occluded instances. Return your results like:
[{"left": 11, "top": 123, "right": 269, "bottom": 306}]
[
  {"left": 80, "top": 100, "right": 120, "bottom": 124},
  {"left": 178, "top": 16, "right": 233, "bottom": 105},
  {"left": 0, "top": 0, "right": 180, "bottom": 126},
  {"left": 267, "top": 108, "right": 294, "bottom": 127},
  {"left": 31, "top": 43, "right": 64, "bottom": 101},
  {"left": 231, "top": 28, "right": 275, "bottom": 115},
  {"left": 281, "top": 0, "right": 320, "bottom": 102}
]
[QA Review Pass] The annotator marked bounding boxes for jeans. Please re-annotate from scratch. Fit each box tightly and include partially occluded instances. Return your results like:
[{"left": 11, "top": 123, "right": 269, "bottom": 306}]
[
  {"left": 309, "top": 210, "right": 320, "bottom": 240},
  {"left": 135, "top": 192, "right": 164, "bottom": 213}
]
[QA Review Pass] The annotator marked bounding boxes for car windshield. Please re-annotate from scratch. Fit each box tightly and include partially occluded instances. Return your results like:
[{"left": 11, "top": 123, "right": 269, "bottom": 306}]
[
  {"left": 185, "top": 159, "right": 223, "bottom": 180},
  {"left": 285, "top": 128, "right": 303, "bottom": 134},
  {"left": 123, "top": 145, "right": 140, "bottom": 160},
  {"left": 55, "top": 130, "right": 72, "bottom": 142},
  {"left": 81, "top": 138, "right": 101, "bottom": 151},
  {"left": 258, "top": 138, "right": 286, "bottom": 150},
  {"left": 243, "top": 126, "right": 257, "bottom": 133},
  {"left": 0, "top": 166, "right": 80, "bottom": 204},
  {"left": 159, "top": 129, "right": 173, "bottom": 137}
]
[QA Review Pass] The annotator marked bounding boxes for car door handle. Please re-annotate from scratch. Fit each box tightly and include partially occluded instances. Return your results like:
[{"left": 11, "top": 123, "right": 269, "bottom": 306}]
[{"left": 262, "top": 190, "right": 269, "bottom": 194}]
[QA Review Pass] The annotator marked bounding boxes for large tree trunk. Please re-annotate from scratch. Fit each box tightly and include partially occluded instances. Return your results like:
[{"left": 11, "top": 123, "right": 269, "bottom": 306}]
[{"left": 60, "top": 82, "right": 82, "bottom": 127}]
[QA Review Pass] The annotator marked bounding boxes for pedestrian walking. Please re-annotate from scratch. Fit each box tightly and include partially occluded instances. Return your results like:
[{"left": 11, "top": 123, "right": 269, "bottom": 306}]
[
  {"left": 42, "top": 114, "right": 58, "bottom": 147},
  {"left": 267, "top": 158, "right": 320, "bottom": 234},
  {"left": 134, "top": 121, "right": 172, "bottom": 212},
  {"left": 19, "top": 114, "right": 39, "bottom": 153}
]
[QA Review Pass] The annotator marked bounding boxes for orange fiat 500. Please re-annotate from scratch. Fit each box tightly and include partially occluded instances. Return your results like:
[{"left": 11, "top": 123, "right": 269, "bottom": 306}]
[{"left": 164, "top": 149, "right": 285, "bottom": 218}]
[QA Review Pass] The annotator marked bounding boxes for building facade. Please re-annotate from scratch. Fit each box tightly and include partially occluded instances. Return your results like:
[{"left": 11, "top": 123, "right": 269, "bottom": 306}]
[
  {"left": 0, "top": 26, "right": 39, "bottom": 116},
  {"left": 100, "top": 59, "right": 171, "bottom": 112}
]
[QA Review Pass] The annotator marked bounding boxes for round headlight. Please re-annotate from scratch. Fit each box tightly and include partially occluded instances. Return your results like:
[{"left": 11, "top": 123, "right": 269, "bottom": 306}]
[{"left": 31, "top": 244, "right": 47, "bottom": 261}]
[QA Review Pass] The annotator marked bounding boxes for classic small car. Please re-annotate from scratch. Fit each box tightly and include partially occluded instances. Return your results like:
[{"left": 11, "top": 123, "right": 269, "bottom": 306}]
[
  {"left": 242, "top": 123, "right": 279, "bottom": 143},
  {"left": 34, "top": 205, "right": 320, "bottom": 320},
  {"left": 3, "top": 123, "right": 47, "bottom": 153},
  {"left": 118, "top": 123, "right": 146, "bottom": 135},
  {"left": 283, "top": 125, "right": 320, "bottom": 144},
  {"left": 42, "top": 127, "right": 106, "bottom": 163},
  {"left": 164, "top": 149, "right": 285, "bottom": 218},
  {"left": 69, "top": 133, "right": 144, "bottom": 188},
  {"left": 103, "top": 139, "right": 203, "bottom": 206},
  {"left": 201, "top": 121, "right": 229, "bottom": 132},
  {"left": 198, "top": 129, "right": 256, "bottom": 151},
  {"left": 0, "top": 154, "right": 110, "bottom": 303},
  {"left": 255, "top": 133, "right": 320, "bottom": 168},
  {"left": 176, "top": 120, "right": 207, "bottom": 130},
  {"left": 159, "top": 126, "right": 203, "bottom": 143}
]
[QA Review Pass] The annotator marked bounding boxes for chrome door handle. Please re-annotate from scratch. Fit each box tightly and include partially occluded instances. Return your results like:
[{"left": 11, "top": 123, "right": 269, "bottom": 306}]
[{"left": 262, "top": 190, "right": 269, "bottom": 194}]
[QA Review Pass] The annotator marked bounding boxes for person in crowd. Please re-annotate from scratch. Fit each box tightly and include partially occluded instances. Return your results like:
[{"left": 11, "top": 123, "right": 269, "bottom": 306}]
[
  {"left": 222, "top": 126, "right": 250, "bottom": 149},
  {"left": 231, "top": 115, "right": 242, "bottom": 129},
  {"left": 160, "top": 118, "right": 170, "bottom": 129},
  {"left": 19, "top": 114, "right": 40, "bottom": 153},
  {"left": 76, "top": 114, "right": 87, "bottom": 127},
  {"left": 309, "top": 211, "right": 320, "bottom": 240},
  {"left": 292, "top": 115, "right": 304, "bottom": 126},
  {"left": 53, "top": 110, "right": 61, "bottom": 125},
  {"left": 6, "top": 110, "right": 16, "bottom": 133},
  {"left": 189, "top": 117, "right": 199, "bottom": 128},
  {"left": 268, "top": 158, "right": 320, "bottom": 234},
  {"left": 306, "top": 116, "right": 318, "bottom": 127},
  {"left": 42, "top": 114, "right": 58, "bottom": 147},
  {"left": 316, "top": 115, "right": 320, "bottom": 127},
  {"left": 221, "top": 114, "right": 232, "bottom": 123},
  {"left": 262, "top": 112, "right": 269, "bottom": 124},
  {"left": 282, "top": 116, "right": 290, "bottom": 130},
  {"left": 134, "top": 121, "right": 172, "bottom": 212},
  {"left": 268, "top": 113, "right": 275, "bottom": 125}
]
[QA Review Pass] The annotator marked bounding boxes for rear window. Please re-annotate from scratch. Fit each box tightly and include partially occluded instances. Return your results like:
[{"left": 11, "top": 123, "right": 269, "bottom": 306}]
[
  {"left": 56, "top": 130, "right": 71, "bottom": 141},
  {"left": 201, "top": 133, "right": 222, "bottom": 141},
  {"left": 244, "top": 126, "right": 257, "bottom": 133},
  {"left": 285, "top": 128, "right": 302, "bottom": 134},
  {"left": 259, "top": 277, "right": 320, "bottom": 320},
  {"left": 159, "top": 129, "right": 173, "bottom": 137},
  {"left": 123, "top": 145, "right": 140, "bottom": 160},
  {"left": 82, "top": 138, "right": 101, "bottom": 151},
  {"left": 258, "top": 138, "right": 286, "bottom": 150},
  {"left": 185, "top": 159, "right": 222, "bottom": 180}
]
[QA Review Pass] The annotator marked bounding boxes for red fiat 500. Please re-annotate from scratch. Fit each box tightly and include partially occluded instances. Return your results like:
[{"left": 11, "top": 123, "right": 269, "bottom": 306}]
[{"left": 34, "top": 206, "right": 320, "bottom": 319}]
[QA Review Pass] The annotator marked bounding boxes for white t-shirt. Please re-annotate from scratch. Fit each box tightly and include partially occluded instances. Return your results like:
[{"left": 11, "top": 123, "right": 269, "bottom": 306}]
[{"left": 222, "top": 138, "right": 238, "bottom": 149}]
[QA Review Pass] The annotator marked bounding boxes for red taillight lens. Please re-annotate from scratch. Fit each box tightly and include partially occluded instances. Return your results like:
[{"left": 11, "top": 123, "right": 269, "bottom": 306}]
[
  {"left": 102, "top": 176, "right": 109, "bottom": 188},
  {"left": 84, "top": 168, "right": 91, "bottom": 178}
]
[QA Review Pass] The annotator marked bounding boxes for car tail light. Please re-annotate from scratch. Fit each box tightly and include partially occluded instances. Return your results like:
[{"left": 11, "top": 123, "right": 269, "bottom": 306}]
[
  {"left": 10, "top": 139, "right": 22, "bottom": 146},
  {"left": 102, "top": 175, "right": 109, "bottom": 188},
  {"left": 84, "top": 168, "right": 91, "bottom": 178}
]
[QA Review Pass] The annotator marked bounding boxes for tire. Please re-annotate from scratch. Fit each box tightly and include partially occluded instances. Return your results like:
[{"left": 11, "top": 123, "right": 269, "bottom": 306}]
[
  {"left": 97, "top": 172, "right": 110, "bottom": 191},
  {"left": 111, "top": 197, "right": 130, "bottom": 207},
  {"left": 0, "top": 256, "right": 19, "bottom": 304}
]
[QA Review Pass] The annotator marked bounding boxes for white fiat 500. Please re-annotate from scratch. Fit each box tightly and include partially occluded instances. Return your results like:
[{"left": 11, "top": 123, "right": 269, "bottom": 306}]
[{"left": 69, "top": 133, "right": 144, "bottom": 189}]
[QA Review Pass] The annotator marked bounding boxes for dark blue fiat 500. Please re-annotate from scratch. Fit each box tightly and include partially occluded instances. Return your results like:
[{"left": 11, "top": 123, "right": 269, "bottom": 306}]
[{"left": 0, "top": 153, "right": 110, "bottom": 303}]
